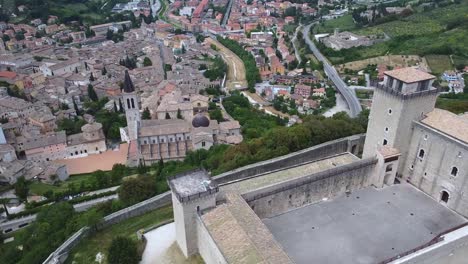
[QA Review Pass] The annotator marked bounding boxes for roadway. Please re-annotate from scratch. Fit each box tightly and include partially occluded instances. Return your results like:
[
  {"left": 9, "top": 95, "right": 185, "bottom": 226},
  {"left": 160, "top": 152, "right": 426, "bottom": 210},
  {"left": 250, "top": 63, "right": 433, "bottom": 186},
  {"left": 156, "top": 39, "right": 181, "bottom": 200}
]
[
  {"left": 301, "top": 23, "right": 362, "bottom": 117},
  {"left": 0, "top": 194, "right": 117, "bottom": 234},
  {"left": 291, "top": 25, "right": 303, "bottom": 63},
  {"left": 221, "top": 0, "right": 234, "bottom": 27}
]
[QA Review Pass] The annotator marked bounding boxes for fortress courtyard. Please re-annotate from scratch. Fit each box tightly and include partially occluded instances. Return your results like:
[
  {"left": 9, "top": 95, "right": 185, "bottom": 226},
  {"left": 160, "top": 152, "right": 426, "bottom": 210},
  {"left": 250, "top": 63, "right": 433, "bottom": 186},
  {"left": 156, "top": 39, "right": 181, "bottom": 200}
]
[{"left": 263, "top": 184, "right": 466, "bottom": 264}]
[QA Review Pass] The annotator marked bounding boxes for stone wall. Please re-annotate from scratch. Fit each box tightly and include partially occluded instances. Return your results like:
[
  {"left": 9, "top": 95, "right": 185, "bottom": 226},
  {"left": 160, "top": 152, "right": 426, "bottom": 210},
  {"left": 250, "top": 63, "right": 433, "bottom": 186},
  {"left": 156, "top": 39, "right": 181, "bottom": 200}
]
[
  {"left": 43, "top": 192, "right": 172, "bottom": 264},
  {"left": 402, "top": 122, "right": 468, "bottom": 218},
  {"left": 243, "top": 158, "right": 377, "bottom": 219},
  {"left": 213, "top": 134, "right": 365, "bottom": 185},
  {"left": 391, "top": 224, "right": 468, "bottom": 264}
]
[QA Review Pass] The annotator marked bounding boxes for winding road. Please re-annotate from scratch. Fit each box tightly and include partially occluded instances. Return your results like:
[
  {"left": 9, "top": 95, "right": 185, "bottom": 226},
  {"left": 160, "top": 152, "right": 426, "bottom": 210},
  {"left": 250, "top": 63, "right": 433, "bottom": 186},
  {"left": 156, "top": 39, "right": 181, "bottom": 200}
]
[{"left": 301, "top": 23, "right": 362, "bottom": 117}]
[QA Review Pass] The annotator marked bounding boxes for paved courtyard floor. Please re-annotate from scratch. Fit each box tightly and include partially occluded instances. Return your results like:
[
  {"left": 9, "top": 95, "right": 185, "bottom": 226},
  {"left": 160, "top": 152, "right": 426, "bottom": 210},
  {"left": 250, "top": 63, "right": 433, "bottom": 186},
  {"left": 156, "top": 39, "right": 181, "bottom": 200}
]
[{"left": 263, "top": 184, "right": 466, "bottom": 264}]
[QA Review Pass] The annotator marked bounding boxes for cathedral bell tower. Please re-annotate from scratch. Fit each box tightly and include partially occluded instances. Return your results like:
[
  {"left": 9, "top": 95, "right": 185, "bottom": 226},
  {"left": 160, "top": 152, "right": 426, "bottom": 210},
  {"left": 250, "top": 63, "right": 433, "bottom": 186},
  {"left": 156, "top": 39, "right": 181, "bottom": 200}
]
[
  {"left": 362, "top": 68, "right": 437, "bottom": 175},
  {"left": 122, "top": 70, "right": 141, "bottom": 141}
]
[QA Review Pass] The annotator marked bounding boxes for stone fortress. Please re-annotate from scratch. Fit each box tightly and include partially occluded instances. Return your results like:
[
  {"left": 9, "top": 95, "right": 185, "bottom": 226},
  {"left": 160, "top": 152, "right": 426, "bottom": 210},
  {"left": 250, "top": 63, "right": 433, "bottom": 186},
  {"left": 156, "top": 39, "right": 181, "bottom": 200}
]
[{"left": 168, "top": 67, "right": 468, "bottom": 264}]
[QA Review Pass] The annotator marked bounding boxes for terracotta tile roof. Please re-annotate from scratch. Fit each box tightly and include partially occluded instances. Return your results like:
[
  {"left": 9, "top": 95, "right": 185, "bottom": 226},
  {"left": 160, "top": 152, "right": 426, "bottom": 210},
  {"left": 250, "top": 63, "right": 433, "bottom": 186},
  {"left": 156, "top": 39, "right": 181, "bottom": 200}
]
[
  {"left": 384, "top": 68, "right": 435, "bottom": 83},
  {"left": 0, "top": 71, "right": 17, "bottom": 79},
  {"left": 421, "top": 109, "right": 468, "bottom": 144}
]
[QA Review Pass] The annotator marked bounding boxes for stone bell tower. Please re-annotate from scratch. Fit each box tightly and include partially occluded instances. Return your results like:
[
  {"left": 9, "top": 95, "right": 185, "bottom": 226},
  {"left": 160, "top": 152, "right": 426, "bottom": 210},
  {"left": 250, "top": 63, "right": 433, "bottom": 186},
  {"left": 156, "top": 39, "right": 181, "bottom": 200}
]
[
  {"left": 122, "top": 70, "right": 141, "bottom": 141},
  {"left": 362, "top": 68, "right": 437, "bottom": 175}
]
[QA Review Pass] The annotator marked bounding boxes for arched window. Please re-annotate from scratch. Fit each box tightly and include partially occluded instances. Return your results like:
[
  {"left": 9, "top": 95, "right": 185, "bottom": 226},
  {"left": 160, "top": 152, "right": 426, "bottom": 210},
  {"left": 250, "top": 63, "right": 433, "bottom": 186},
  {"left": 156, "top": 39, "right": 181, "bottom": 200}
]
[
  {"left": 451, "top": 167, "right": 458, "bottom": 177},
  {"left": 383, "top": 139, "right": 388, "bottom": 145},
  {"left": 418, "top": 149, "right": 425, "bottom": 159},
  {"left": 441, "top": 191, "right": 449, "bottom": 203},
  {"left": 131, "top": 98, "right": 135, "bottom": 109},
  {"left": 127, "top": 98, "right": 131, "bottom": 109}
]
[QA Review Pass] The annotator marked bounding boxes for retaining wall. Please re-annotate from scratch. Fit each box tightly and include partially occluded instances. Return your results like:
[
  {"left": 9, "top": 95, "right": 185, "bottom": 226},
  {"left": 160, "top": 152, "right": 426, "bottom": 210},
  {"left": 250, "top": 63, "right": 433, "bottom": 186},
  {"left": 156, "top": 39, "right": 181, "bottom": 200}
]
[
  {"left": 213, "top": 134, "right": 365, "bottom": 185},
  {"left": 243, "top": 158, "right": 378, "bottom": 219},
  {"left": 43, "top": 192, "right": 172, "bottom": 264}
]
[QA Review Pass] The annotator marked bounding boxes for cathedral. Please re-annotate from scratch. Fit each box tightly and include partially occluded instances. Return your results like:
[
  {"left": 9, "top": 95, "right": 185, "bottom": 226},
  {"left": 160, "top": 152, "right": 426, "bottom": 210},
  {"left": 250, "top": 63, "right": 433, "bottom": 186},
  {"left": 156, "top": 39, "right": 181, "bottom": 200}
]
[{"left": 119, "top": 70, "right": 243, "bottom": 164}]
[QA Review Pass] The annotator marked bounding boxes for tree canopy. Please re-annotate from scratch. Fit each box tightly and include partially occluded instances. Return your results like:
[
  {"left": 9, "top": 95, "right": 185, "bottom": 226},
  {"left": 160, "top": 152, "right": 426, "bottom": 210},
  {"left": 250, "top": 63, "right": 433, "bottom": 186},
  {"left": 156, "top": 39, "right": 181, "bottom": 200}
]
[{"left": 108, "top": 236, "right": 140, "bottom": 264}]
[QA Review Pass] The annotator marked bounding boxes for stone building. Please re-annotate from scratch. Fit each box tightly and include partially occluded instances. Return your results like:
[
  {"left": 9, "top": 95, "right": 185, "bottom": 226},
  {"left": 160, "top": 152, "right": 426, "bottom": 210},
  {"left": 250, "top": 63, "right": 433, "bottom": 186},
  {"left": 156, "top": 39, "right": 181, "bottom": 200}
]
[
  {"left": 120, "top": 71, "right": 243, "bottom": 164},
  {"left": 168, "top": 68, "right": 468, "bottom": 264},
  {"left": 21, "top": 122, "right": 107, "bottom": 162}
]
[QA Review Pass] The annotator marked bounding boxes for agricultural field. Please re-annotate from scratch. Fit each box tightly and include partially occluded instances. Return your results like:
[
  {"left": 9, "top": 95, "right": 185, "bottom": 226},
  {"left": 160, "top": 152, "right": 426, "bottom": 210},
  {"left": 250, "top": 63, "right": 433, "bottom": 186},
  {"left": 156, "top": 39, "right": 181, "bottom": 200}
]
[
  {"left": 336, "top": 55, "right": 429, "bottom": 73},
  {"left": 425, "top": 55, "right": 453, "bottom": 75},
  {"left": 436, "top": 97, "right": 468, "bottom": 114},
  {"left": 317, "top": 0, "right": 468, "bottom": 65},
  {"left": 314, "top": 14, "right": 357, "bottom": 33}
]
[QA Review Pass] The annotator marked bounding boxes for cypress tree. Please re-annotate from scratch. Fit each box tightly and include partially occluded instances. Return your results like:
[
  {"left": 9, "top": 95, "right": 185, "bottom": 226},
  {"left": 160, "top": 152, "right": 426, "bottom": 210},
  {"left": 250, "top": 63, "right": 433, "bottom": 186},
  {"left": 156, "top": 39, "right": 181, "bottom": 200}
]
[{"left": 87, "top": 84, "right": 98, "bottom": 102}]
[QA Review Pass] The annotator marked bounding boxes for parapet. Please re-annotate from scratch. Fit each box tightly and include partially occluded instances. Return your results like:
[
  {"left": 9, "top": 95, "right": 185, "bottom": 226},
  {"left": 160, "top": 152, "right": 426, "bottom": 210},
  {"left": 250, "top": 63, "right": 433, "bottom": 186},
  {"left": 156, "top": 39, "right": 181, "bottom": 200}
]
[
  {"left": 375, "top": 83, "right": 439, "bottom": 100},
  {"left": 168, "top": 169, "right": 219, "bottom": 203}
]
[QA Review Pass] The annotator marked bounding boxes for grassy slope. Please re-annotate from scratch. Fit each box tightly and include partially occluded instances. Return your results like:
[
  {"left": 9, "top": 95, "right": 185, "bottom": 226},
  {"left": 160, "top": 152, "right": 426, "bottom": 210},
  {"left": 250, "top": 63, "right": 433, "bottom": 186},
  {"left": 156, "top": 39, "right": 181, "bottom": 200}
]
[
  {"left": 28, "top": 173, "right": 100, "bottom": 196},
  {"left": 315, "top": 14, "right": 357, "bottom": 33},
  {"left": 319, "top": 1, "right": 468, "bottom": 65},
  {"left": 436, "top": 98, "right": 468, "bottom": 114},
  {"left": 425, "top": 55, "right": 453, "bottom": 75},
  {"left": 66, "top": 206, "right": 173, "bottom": 264}
]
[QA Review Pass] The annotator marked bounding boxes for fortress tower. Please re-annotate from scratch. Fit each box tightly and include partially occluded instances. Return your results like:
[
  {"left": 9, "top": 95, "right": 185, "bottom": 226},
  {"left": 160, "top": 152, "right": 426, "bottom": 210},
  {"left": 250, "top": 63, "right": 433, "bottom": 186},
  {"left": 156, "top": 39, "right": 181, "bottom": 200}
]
[
  {"left": 168, "top": 170, "right": 218, "bottom": 258},
  {"left": 362, "top": 68, "right": 437, "bottom": 175},
  {"left": 122, "top": 70, "right": 141, "bottom": 140}
]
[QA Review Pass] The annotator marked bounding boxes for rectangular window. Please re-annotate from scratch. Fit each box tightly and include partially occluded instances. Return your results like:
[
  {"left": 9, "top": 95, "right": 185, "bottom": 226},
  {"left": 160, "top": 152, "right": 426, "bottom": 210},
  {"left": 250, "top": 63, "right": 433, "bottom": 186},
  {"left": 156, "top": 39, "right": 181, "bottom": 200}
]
[{"left": 397, "top": 81, "right": 403, "bottom": 92}]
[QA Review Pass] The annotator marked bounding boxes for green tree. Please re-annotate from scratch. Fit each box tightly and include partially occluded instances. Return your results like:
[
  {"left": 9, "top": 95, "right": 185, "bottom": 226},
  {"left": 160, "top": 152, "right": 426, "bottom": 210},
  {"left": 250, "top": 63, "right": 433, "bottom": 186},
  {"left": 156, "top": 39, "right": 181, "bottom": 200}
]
[
  {"left": 118, "top": 175, "right": 156, "bottom": 206},
  {"left": 73, "top": 98, "right": 80, "bottom": 115},
  {"left": 209, "top": 109, "right": 223, "bottom": 122},
  {"left": 85, "top": 210, "right": 103, "bottom": 232},
  {"left": 2, "top": 34, "right": 10, "bottom": 42},
  {"left": 0, "top": 198, "right": 10, "bottom": 217},
  {"left": 111, "top": 164, "right": 127, "bottom": 184},
  {"left": 89, "top": 72, "right": 95, "bottom": 82},
  {"left": 108, "top": 236, "right": 139, "bottom": 264},
  {"left": 14, "top": 177, "right": 29, "bottom": 201},
  {"left": 101, "top": 67, "right": 107, "bottom": 76},
  {"left": 15, "top": 32, "right": 25, "bottom": 41},
  {"left": 142, "top": 107, "right": 151, "bottom": 119},
  {"left": 106, "top": 29, "right": 114, "bottom": 40},
  {"left": 143, "top": 57, "right": 152, "bottom": 67},
  {"left": 87, "top": 84, "right": 98, "bottom": 102}
]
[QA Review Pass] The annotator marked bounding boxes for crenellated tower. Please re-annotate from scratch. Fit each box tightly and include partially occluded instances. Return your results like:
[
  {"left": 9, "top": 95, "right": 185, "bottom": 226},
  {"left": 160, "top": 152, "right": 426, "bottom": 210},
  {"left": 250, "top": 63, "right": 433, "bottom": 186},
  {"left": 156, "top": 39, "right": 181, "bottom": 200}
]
[{"left": 362, "top": 68, "right": 437, "bottom": 175}]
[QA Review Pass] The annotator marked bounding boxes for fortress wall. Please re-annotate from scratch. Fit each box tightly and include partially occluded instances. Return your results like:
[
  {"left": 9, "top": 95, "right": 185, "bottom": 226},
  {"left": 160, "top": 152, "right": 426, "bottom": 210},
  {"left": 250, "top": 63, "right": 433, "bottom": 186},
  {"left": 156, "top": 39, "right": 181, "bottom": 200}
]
[
  {"left": 243, "top": 158, "right": 377, "bottom": 219},
  {"left": 196, "top": 215, "right": 228, "bottom": 264},
  {"left": 403, "top": 123, "right": 468, "bottom": 218},
  {"left": 213, "top": 134, "right": 365, "bottom": 185}
]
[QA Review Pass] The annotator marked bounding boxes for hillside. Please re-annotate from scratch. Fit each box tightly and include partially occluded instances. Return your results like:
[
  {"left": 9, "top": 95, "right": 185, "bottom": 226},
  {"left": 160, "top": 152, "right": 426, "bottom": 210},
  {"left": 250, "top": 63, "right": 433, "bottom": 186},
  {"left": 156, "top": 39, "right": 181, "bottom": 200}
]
[
  {"left": 2, "top": 0, "right": 130, "bottom": 25},
  {"left": 314, "top": 0, "right": 468, "bottom": 67}
]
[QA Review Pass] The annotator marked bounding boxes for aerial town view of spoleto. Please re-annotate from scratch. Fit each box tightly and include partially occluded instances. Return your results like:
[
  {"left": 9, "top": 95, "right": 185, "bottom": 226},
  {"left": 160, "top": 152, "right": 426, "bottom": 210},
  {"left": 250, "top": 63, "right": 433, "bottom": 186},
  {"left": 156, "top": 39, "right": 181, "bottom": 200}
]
[{"left": 0, "top": 0, "right": 467, "bottom": 263}]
